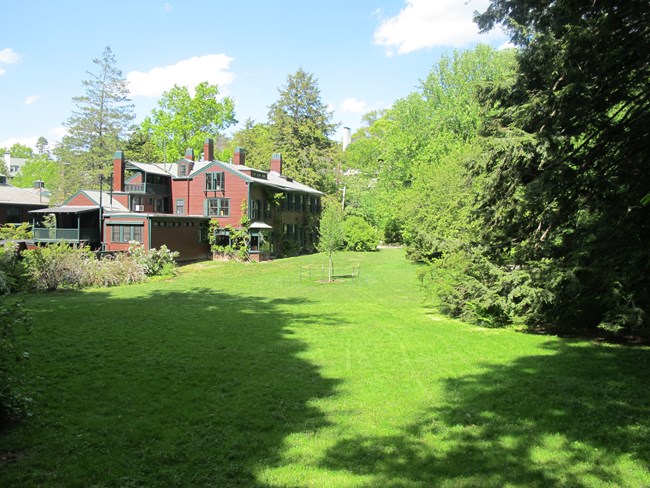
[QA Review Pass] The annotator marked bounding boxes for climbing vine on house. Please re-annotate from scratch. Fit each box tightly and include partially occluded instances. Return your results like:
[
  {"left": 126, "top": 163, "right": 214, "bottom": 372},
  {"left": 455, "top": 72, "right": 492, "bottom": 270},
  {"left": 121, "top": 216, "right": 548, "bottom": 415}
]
[{"left": 209, "top": 202, "right": 251, "bottom": 261}]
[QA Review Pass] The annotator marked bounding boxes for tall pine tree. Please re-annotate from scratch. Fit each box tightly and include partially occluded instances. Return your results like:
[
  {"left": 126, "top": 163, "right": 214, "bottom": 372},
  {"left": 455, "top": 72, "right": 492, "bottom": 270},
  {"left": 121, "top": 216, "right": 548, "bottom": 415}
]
[
  {"left": 268, "top": 68, "right": 339, "bottom": 192},
  {"left": 56, "top": 46, "right": 134, "bottom": 193}
]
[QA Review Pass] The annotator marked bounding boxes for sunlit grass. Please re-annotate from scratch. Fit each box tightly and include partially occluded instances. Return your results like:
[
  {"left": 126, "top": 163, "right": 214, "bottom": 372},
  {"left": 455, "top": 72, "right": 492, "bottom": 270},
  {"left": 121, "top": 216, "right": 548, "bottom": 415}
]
[{"left": 1, "top": 248, "right": 649, "bottom": 487}]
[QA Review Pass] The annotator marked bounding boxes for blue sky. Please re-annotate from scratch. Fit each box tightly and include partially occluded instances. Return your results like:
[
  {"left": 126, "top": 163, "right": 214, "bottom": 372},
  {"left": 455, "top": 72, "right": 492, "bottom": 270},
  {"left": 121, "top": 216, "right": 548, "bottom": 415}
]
[{"left": 0, "top": 0, "right": 507, "bottom": 152}]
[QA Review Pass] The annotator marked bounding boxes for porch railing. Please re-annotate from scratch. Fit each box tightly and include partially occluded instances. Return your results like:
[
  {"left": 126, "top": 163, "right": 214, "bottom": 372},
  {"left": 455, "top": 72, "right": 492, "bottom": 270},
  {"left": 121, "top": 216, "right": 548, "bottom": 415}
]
[
  {"left": 33, "top": 228, "right": 99, "bottom": 242},
  {"left": 124, "top": 183, "right": 169, "bottom": 195}
]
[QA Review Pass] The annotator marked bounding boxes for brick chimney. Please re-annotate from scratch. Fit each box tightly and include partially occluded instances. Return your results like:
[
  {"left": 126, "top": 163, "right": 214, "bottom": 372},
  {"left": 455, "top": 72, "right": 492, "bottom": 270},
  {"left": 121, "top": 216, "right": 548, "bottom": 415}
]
[
  {"left": 270, "top": 153, "right": 282, "bottom": 174},
  {"left": 185, "top": 148, "right": 194, "bottom": 160},
  {"left": 113, "top": 151, "right": 125, "bottom": 192},
  {"left": 233, "top": 147, "right": 246, "bottom": 166},
  {"left": 203, "top": 138, "right": 214, "bottom": 162}
]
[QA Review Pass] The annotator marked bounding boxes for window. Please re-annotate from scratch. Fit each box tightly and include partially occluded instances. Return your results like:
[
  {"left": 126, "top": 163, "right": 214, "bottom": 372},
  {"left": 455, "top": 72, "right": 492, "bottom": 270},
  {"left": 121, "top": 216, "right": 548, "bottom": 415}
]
[
  {"left": 249, "top": 199, "right": 260, "bottom": 220},
  {"left": 131, "top": 196, "right": 143, "bottom": 211},
  {"left": 6, "top": 206, "right": 21, "bottom": 224},
  {"left": 176, "top": 199, "right": 185, "bottom": 215},
  {"left": 206, "top": 172, "right": 225, "bottom": 191},
  {"left": 154, "top": 198, "right": 163, "bottom": 213},
  {"left": 206, "top": 198, "right": 229, "bottom": 217},
  {"left": 284, "top": 223, "right": 298, "bottom": 241},
  {"left": 179, "top": 164, "right": 187, "bottom": 177},
  {"left": 111, "top": 225, "right": 143, "bottom": 244}
]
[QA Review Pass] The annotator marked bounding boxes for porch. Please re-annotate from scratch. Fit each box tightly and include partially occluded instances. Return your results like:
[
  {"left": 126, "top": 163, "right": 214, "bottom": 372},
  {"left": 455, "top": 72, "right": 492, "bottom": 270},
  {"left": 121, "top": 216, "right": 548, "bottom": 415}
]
[{"left": 30, "top": 206, "right": 101, "bottom": 245}]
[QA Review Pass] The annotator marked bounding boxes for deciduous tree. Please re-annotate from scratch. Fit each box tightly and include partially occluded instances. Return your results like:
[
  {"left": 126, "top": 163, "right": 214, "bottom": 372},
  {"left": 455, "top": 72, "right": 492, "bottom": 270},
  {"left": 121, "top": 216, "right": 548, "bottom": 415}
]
[{"left": 141, "top": 82, "right": 236, "bottom": 162}]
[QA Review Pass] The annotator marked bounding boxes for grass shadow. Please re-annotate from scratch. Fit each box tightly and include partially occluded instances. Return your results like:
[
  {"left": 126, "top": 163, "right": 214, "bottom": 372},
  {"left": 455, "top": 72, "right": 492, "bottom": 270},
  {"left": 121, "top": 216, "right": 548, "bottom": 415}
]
[
  {"left": 321, "top": 340, "right": 650, "bottom": 486},
  {"left": 2, "top": 287, "right": 343, "bottom": 487}
]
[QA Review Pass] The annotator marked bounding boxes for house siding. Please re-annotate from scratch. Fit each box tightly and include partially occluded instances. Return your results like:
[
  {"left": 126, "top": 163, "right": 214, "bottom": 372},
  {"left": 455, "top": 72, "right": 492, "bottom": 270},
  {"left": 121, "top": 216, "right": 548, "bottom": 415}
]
[{"left": 149, "top": 218, "right": 211, "bottom": 261}]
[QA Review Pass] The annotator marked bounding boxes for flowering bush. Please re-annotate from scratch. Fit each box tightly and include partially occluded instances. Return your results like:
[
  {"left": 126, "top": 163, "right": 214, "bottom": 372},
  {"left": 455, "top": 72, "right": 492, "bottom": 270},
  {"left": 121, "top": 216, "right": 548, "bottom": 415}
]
[{"left": 127, "top": 242, "right": 179, "bottom": 276}]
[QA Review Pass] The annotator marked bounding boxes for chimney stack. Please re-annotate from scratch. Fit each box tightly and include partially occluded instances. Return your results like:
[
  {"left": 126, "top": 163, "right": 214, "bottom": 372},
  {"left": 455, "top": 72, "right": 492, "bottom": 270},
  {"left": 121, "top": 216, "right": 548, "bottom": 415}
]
[
  {"left": 233, "top": 147, "right": 246, "bottom": 166},
  {"left": 113, "top": 151, "right": 125, "bottom": 192},
  {"left": 270, "top": 153, "right": 282, "bottom": 174},
  {"left": 342, "top": 127, "right": 352, "bottom": 151},
  {"left": 185, "top": 148, "right": 195, "bottom": 160},
  {"left": 203, "top": 138, "right": 214, "bottom": 162}
]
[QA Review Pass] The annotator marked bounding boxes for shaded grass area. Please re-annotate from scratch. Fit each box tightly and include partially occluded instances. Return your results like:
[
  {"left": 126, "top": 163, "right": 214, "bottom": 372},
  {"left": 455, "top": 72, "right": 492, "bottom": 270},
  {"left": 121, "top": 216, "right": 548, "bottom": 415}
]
[{"left": 1, "top": 249, "right": 649, "bottom": 487}]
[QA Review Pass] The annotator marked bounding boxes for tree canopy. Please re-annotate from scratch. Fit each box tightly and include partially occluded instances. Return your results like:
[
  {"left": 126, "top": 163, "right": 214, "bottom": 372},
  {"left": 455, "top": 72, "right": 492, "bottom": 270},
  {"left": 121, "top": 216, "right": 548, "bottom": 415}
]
[
  {"left": 141, "top": 82, "right": 236, "bottom": 163},
  {"left": 268, "top": 68, "right": 340, "bottom": 192},
  {"left": 450, "top": 0, "right": 650, "bottom": 332},
  {"left": 55, "top": 46, "right": 135, "bottom": 193}
]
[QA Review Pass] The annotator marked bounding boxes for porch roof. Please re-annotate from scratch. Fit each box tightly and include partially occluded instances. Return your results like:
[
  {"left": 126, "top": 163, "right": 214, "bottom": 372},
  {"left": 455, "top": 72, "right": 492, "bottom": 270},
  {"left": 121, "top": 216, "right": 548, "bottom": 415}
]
[{"left": 29, "top": 205, "right": 99, "bottom": 214}]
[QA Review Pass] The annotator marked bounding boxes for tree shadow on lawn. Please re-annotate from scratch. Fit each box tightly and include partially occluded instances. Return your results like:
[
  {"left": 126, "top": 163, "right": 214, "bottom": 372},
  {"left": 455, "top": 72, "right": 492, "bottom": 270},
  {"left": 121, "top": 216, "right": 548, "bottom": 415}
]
[
  {"left": 321, "top": 340, "right": 650, "bottom": 487},
  {"left": 6, "top": 287, "right": 343, "bottom": 487}
]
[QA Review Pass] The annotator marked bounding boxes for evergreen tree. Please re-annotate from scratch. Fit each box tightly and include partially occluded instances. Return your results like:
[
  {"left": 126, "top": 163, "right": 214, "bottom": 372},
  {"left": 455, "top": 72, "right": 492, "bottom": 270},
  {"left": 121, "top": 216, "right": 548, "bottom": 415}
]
[
  {"left": 468, "top": 0, "right": 650, "bottom": 332},
  {"left": 268, "top": 68, "right": 339, "bottom": 192},
  {"left": 55, "top": 46, "right": 135, "bottom": 193}
]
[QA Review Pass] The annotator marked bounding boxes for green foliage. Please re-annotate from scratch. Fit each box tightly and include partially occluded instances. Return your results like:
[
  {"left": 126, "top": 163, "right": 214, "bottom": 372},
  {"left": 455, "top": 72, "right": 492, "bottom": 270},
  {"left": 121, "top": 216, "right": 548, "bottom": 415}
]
[
  {"left": 23, "top": 244, "right": 97, "bottom": 291},
  {"left": 0, "top": 243, "right": 30, "bottom": 293},
  {"left": 419, "top": 246, "right": 554, "bottom": 327},
  {"left": 317, "top": 198, "right": 345, "bottom": 281},
  {"left": 466, "top": 0, "right": 650, "bottom": 332},
  {"left": 268, "top": 68, "right": 339, "bottom": 192},
  {"left": 343, "top": 46, "right": 517, "bottom": 247},
  {"left": 141, "top": 82, "right": 236, "bottom": 162},
  {"left": 55, "top": 46, "right": 135, "bottom": 195},
  {"left": 11, "top": 155, "right": 62, "bottom": 202},
  {"left": 208, "top": 203, "right": 251, "bottom": 261},
  {"left": 22, "top": 243, "right": 178, "bottom": 290},
  {"left": 127, "top": 242, "right": 179, "bottom": 277},
  {"left": 0, "top": 296, "right": 31, "bottom": 424},
  {"left": 8, "top": 143, "right": 33, "bottom": 159},
  {"left": 343, "top": 215, "right": 379, "bottom": 252},
  {"left": 0, "top": 223, "right": 32, "bottom": 241},
  {"left": 230, "top": 119, "right": 274, "bottom": 170}
]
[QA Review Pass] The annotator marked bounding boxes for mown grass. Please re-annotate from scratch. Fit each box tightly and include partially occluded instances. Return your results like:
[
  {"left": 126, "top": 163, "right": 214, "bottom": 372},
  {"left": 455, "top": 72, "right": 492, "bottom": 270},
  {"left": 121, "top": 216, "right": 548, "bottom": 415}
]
[{"left": 1, "top": 248, "right": 649, "bottom": 487}]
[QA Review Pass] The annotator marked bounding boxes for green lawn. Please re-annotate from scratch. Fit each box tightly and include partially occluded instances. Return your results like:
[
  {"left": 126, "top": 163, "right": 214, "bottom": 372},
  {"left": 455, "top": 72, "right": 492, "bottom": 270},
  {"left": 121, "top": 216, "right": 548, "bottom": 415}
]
[{"left": 1, "top": 248, "right": 649, "bottom": 487}]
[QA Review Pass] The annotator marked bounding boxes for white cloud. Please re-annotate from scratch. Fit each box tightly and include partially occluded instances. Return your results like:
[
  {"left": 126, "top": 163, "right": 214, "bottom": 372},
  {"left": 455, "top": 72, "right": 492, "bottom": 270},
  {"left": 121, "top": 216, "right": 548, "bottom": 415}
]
[
  {"left": 339, "top": 98, "right": 370, "bottom": 114},
  {"left": 163, "top": 3, "right": 172, "bottom": 13},
  {"left": 0, "top": 68, "right": 5, "bottom": 77},
  {"left": 0, "top": 48, "right": 21, "bottom": 64},
  {"left": 51, "top": 127, "right": 68, "bottom": 140},
  {"left": 127, "top": 54, "right": 235, "bottom": 98},
  {"left": 0, "top": 136, "right": 39, "bottom": 151},
  {"left": 25, "top": 95, "right": 39, "bottom": 105},
  {"left": 373, "top": 0, "right": 504, "bottom": 55}
]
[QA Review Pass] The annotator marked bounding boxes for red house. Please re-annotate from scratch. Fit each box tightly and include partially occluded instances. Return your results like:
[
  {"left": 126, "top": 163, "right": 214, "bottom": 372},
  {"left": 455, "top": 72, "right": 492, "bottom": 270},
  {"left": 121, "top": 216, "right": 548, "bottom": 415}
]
[{"left": 31, "top": 139, "right": 322, "bottom": 262}]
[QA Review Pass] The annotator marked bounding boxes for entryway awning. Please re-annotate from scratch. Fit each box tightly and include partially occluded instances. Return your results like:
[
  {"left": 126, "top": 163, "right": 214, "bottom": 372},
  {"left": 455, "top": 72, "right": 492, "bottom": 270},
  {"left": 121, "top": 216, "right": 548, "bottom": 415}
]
[{"left": 249, "top": 222, "right": 273, "bottom": 230}]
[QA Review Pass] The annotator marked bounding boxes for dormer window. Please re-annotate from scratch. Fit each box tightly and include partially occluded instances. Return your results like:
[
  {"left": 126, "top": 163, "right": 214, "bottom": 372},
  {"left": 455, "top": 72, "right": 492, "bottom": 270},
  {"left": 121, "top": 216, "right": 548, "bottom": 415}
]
[{"left": 179, "top": 164, "right": 188, "bottom": 177}]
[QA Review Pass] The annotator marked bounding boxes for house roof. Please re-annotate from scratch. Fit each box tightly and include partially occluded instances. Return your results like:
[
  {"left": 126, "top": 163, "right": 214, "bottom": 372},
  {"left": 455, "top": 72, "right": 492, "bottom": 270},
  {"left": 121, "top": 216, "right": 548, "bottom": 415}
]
[
  {"left": 0, "top": 184, "right": 50, "bottom": 205},
  {"left": 79, "top": 190, "right": 130, "bottom": 212},
  {"left": 124, "top": 158, "right": 323, "bottom": 196}
]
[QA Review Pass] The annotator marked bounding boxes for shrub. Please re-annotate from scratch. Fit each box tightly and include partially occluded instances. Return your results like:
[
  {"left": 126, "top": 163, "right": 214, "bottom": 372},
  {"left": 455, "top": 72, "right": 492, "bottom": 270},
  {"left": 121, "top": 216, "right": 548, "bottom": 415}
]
[
  {"left": 23, "top": 243, "right": 95, "bottom": 291},
  {"left": 0, "top": 223, "right": 32, "bottom": 240},
  {"left": 344, "top": 216, "right": 379, "bottom": 252},
  {"left": 418, "top": 246, "right": 554, "bottom": 327},
  {"left": 22, "top": 243, "right": 175, "bottom": 291},
  {"left": 383, "top": 218, "right": 402, "bottom": 244},
  {"left": 0, "top": 243, "right": 31, "bottom": 293},
  {"left": 127, "top": 243, "right": 179, "bottom": 276}
]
